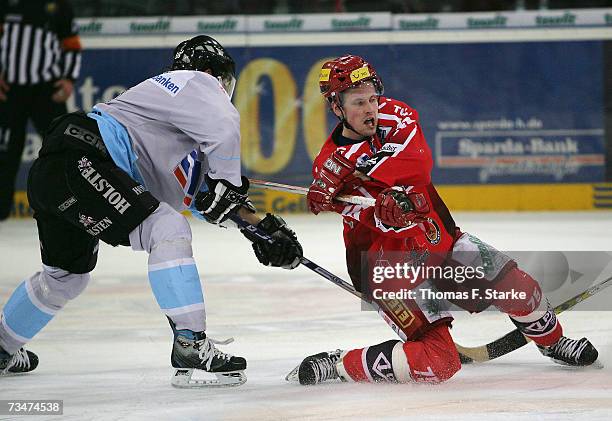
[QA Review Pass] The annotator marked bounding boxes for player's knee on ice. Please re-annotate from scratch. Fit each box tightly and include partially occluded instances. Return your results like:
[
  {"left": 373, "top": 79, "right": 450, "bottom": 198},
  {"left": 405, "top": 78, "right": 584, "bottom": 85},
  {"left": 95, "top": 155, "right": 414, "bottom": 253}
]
[{"left": 338, "top": 324, "right": 461, "bottom": 384}]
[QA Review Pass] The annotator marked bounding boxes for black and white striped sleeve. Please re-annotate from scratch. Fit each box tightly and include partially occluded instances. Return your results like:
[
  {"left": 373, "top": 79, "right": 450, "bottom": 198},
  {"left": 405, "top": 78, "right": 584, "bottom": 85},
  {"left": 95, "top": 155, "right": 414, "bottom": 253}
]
[
  {"left": 61, "top": 41, "right": 82, "bottom": 80},
  {"left": 58, "top": 1, "right": 82, "bottom": 80}
]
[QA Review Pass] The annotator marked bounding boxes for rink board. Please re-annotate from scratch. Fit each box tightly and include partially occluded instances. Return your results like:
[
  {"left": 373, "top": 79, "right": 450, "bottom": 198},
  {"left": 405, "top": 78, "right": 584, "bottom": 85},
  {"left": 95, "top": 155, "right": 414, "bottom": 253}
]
[{"left": 9, "top": 27, "right": 611, "bottom": 216}]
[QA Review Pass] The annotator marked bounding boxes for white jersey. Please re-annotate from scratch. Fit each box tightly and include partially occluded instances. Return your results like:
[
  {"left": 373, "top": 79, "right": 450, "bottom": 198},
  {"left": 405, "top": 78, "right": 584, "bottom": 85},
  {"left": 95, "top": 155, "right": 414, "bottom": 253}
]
[{"left": 95, "top": 70, "right": 242, "bottom": 211}]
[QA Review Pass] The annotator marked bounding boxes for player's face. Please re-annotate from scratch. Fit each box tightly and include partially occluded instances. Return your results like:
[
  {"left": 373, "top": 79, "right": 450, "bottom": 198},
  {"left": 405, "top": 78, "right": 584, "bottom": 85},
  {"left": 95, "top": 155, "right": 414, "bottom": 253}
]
[{"left": 337, "top": 82, "right": 379, "bottom": 138}]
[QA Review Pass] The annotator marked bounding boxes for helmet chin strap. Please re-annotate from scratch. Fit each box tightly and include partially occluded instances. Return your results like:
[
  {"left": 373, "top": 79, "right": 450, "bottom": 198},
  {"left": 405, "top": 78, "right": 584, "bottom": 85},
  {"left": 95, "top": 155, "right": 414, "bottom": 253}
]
[{"left": 336, "top": 103, "right": 369, "bottom": 140}]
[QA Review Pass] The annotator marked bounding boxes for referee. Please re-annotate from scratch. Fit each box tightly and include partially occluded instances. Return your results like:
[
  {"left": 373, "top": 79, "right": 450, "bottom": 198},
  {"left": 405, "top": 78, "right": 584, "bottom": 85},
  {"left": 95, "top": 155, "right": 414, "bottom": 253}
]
[{"left": 0, "top": 0, "right": 82, "bottom": 220}]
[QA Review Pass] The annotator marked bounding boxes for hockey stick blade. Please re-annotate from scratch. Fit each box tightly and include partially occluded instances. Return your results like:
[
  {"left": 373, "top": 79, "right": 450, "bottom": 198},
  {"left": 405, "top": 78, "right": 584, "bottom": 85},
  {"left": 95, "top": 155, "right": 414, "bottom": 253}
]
[
  {"left": 249, "top": 178, "right": 376, "bottom": 207},
  {"left": 456, "top": 276, "right": 612, "bottom": 363}
]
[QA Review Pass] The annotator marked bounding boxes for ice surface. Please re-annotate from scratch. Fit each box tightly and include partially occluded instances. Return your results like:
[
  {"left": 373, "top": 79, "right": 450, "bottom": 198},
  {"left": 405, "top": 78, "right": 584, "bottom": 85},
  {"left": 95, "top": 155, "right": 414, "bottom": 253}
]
[{"left": 1, "top": 212, "right": 611, "bottom": 420}]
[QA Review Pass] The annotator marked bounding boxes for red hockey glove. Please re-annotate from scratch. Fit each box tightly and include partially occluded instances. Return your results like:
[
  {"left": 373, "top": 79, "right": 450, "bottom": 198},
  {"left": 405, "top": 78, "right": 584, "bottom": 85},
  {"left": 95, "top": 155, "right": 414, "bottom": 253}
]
[
  {"left": 307, "top": 151, "right": 360, "bottom": 215},
  {"left": 375, "top": 187, "right": 430, "bottom": 227}
]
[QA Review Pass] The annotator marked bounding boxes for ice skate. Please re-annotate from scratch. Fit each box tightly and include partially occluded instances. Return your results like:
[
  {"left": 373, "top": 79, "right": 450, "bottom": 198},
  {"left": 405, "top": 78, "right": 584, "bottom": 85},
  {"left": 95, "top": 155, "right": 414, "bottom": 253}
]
[
  {"left": 170, "top": 329, "right": 246, "bottom": 388},
  {"left": 286, "top": 350, "right": 343, "bottom": 385},
  {"left": 0, "top": 346, "right": 39, "bottom": 375},
  {"left": 537, "top": 336, "right": 602, "bottom": 368}
]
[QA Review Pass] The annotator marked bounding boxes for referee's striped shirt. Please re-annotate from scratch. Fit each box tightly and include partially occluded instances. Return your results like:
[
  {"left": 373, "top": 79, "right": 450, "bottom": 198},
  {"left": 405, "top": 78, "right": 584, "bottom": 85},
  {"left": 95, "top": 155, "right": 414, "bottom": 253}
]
[{"left": 0, "top": 0, "right": 82, "bottom": 85}]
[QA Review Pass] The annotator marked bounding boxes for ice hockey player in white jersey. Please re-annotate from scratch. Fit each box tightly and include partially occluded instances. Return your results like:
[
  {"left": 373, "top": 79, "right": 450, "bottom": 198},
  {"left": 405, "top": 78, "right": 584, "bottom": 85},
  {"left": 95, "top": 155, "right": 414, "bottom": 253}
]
[{"left": 0, "top": 35, "right": 303, "bottom": 388}]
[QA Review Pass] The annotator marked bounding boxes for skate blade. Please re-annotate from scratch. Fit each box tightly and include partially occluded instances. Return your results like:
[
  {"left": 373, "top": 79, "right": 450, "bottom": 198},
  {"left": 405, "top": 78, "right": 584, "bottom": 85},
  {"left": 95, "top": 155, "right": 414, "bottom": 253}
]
[
  {"left": 0, "top": 367, "right": 35, "bottom": 377},
  {"left": 171, "top": 368, "right": 247, "bottom": 388},
  {"left": 553, "top": 359, "right": 605, "bottom": 370},
  {"left": 285, "top": 364, "right": 300, "bottom": 382}
]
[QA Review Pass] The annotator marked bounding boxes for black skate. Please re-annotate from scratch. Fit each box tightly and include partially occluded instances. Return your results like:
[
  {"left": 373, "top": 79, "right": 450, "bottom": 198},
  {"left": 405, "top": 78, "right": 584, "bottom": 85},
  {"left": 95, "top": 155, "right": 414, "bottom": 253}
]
[
  {"left": 0, "top": 346, "right": 39, "bottom": 375},
  {"left": 170, "top": 329, "right": 246, "bottom": 388},
  {"left": 537, "top": 336, "right": 601, "bottom": 367},
  {"left": 286, "top": 350, "right": 343, "bottom": 385}
]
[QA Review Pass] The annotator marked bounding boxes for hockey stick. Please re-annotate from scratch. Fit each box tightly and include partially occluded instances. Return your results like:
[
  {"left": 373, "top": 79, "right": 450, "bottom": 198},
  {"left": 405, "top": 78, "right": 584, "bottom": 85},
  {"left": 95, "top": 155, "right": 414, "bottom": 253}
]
[
  {"left": 246, "top": 182, "right": 612, "bottom": 363},
  {"left": 233, "top": 213, "right": 533, "bottom": 361},
  {"left": 249, "top": 178, "right": 376, "bottom": 207},
  {"left": 457, "top": 275, "right": 612, "bottom": 364}
]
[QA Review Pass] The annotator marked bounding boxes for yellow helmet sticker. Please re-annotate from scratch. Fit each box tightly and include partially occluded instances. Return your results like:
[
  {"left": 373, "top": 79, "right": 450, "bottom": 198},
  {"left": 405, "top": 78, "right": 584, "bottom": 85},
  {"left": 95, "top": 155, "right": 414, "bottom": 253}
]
[
  {"left": 319, "top": 68, "right": 331, "bottom": 82},
  {"left": 350, "top": 67, "right": 371, "bottom": 83}
]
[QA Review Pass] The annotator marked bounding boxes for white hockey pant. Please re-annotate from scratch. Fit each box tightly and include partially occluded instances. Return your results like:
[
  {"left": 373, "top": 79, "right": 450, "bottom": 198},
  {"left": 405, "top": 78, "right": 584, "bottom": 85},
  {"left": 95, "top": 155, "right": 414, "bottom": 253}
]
[{"left": 129, "top": 202, "right": 206, "bottom": 332}]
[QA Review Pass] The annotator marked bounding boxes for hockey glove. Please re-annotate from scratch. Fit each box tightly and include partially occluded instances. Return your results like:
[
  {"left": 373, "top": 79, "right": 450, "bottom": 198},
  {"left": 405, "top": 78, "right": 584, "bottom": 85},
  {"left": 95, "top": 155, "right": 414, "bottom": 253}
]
[
  {"left": 375, "top": 187, "right": 430, "bottom": 227},
  {"left": 307, "top": 151, "right": 360, "bottom": 215},
  {"left": 241, "top": 214, "right": 303, "bottom": 269},
  {"left": 195, "top": 175, "right": 250, "bottom": 224}
]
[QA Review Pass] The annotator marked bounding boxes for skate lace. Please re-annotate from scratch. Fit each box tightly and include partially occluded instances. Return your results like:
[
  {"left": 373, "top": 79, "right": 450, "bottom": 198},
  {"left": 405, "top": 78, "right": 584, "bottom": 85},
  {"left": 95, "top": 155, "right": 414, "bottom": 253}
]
[
  {"left": 196, "top": 337, "right": 234, "bottom": 371},
  {"left": 554, "top": 337, "right": 588, "bottom": 362},
  {"left": 1, "top": 349, "right": 30, "bottom": 374},
  {"left": 311, "top": 352, "right": 339, "bottom": 382}
]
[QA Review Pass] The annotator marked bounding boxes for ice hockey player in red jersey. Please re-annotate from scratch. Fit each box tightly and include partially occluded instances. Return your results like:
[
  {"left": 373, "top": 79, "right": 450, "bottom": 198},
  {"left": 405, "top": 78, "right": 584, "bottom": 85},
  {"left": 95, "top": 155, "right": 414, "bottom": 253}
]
[{"left": 290, "top": 55, "right": 600, "bottom": 386}]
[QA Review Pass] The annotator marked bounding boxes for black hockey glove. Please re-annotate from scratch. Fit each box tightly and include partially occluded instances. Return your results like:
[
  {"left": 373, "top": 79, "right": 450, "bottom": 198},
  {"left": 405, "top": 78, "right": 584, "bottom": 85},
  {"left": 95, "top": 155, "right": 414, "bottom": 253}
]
[
  {"left": 241, "top": 214, "right": 303, "bottom": 269},
  {"left": 194, "top": 175, "right": 250, "bottom": 224}
]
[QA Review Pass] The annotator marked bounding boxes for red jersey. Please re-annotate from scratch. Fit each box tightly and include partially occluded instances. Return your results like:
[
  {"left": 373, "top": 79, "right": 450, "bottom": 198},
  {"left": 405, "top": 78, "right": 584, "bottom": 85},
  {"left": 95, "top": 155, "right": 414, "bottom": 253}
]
[{"left": 313, "top": 97, "right": 458, "bottom": 288}]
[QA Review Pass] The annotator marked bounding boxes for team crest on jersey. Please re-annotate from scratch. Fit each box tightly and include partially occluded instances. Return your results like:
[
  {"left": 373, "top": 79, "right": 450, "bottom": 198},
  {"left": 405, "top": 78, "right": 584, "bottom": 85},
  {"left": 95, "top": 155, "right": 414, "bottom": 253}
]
[
  {"left": 423, "top": 217, "right": 441, "bottom": 245},
  {"left": 173, "top": 149, "right": 202, "bottom": 207}
]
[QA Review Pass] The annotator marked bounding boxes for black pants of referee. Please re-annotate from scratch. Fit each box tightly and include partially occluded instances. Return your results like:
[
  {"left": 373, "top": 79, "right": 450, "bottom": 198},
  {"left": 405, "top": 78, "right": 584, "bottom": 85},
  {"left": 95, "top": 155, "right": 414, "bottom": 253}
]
[{"left": 0, "top": 81, "right": 67, "bottom": 220}]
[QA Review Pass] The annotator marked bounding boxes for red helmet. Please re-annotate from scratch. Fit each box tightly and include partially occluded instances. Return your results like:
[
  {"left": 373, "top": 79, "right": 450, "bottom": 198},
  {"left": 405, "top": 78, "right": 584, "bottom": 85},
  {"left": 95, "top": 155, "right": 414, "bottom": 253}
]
[{"left": 319, "top": 55, "right": 384, "bottom": 104}]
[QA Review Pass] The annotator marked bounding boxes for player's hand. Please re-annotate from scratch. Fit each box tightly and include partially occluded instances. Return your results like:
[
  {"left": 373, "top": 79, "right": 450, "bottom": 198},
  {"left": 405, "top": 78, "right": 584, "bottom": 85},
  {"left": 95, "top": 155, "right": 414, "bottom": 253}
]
[
  {"left": 52, "top": 79, "right": 73, "bottom": 103},
  {"left": 375, "top": 187, "right": 430, "bottom": 227},
  {"left": 0, "top": 75, "right": 9, "bottom": 102},
  {"left": 194, "top": 175, "right": 250, "bottom": 224},
  {"left": 242, "top": 214, "right": 303, "bottom": 269},
  {"left": 307, "top": 151, "right": 360, "bottom": 215}
]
